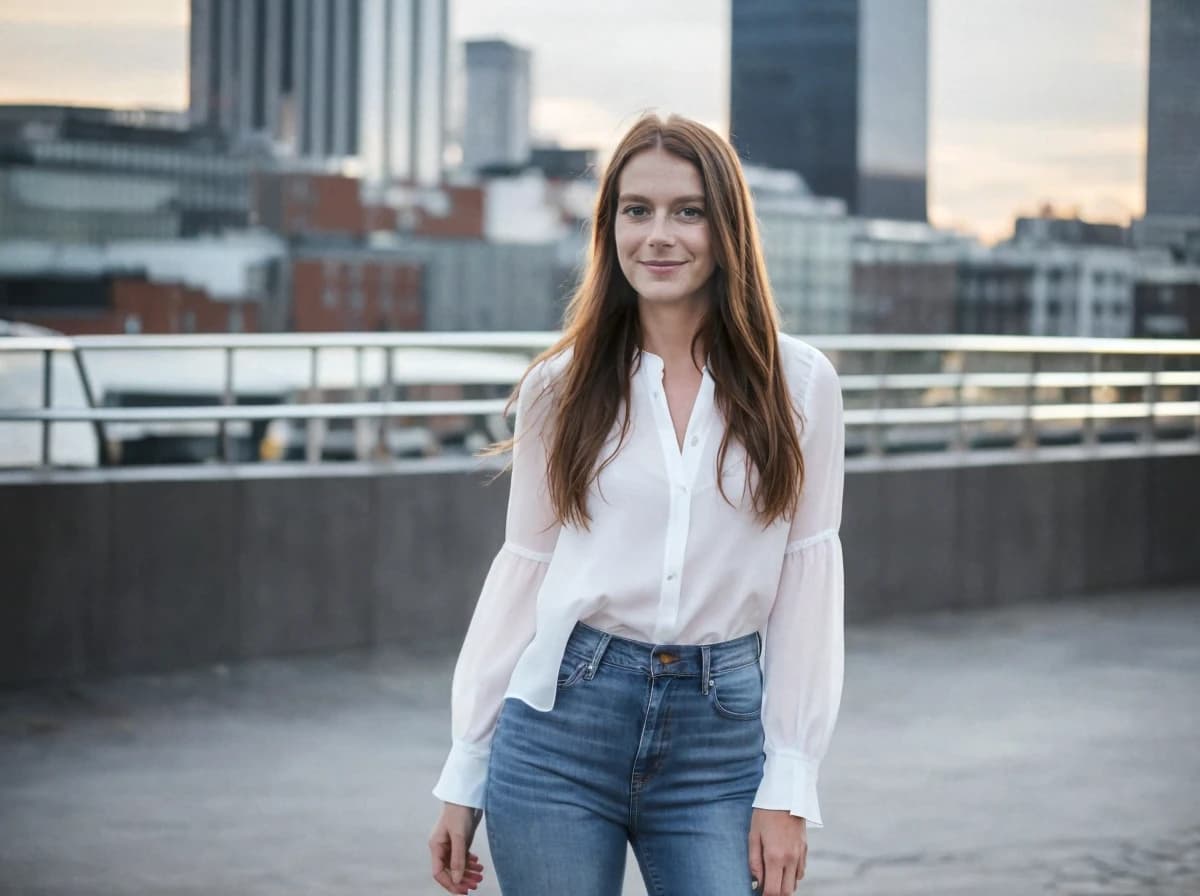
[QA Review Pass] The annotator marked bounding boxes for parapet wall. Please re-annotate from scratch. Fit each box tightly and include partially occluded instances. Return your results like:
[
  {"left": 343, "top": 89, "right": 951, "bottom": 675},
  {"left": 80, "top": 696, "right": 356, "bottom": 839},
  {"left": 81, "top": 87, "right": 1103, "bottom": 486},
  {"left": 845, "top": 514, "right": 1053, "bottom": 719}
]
[{"left": 2, "top": 451, "right": 1197, "bottom": 686}]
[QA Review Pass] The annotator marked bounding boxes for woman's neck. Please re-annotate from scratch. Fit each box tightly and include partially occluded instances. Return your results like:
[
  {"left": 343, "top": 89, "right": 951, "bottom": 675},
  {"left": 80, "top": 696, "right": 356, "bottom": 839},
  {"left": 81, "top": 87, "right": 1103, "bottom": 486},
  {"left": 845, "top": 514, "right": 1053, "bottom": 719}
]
[{"left": 637, "top": 302, "right": 708, "bottom": 372}]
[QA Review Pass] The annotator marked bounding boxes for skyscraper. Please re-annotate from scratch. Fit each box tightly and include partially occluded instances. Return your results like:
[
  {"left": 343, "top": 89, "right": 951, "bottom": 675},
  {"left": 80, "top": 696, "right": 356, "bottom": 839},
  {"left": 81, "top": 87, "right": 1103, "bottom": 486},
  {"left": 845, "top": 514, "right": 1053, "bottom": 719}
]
[
  {"left": 729, "top": 0, "right": 928, "bottom": 222},
  {"left": 1145, "top": 0, "right": 1200, "bottom": 217},
  {"left": 462, "top": 40, "right": 532, "bottom": 172},
  {"left": 188, "top": 0, "right": 447, "bottom": 187}
]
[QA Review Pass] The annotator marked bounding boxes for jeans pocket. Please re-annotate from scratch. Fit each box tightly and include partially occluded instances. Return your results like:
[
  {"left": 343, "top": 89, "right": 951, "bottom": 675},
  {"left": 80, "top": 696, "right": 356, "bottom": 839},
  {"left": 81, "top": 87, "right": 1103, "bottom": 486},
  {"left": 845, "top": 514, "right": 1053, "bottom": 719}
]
[
  {"left": 709, "top": 661, "right": 763, "bottom": 720},
  {"left": 556, "top": 657, "right": 590, "bottom": 690}
]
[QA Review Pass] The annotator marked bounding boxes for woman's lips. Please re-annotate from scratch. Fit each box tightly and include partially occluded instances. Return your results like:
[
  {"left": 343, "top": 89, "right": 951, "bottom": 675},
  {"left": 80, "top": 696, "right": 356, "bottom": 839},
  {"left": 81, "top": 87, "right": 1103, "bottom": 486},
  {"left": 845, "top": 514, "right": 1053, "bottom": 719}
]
[{"left": 641, "top": 260, "right": 685, "bottom": 273}]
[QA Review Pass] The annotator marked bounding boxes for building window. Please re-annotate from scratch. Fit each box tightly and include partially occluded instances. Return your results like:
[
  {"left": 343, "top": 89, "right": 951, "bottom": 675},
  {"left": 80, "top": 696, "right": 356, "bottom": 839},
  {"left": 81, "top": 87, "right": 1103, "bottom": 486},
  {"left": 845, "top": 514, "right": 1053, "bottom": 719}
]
[
  {"left": 124, "top": 314, "right": 142, "bottom": 334},
  {"left": 349, "top": 263, "right": 365, "bottom": 314},
  {"left": 289, "top": 177, "right": 312, "bottom": 203}
]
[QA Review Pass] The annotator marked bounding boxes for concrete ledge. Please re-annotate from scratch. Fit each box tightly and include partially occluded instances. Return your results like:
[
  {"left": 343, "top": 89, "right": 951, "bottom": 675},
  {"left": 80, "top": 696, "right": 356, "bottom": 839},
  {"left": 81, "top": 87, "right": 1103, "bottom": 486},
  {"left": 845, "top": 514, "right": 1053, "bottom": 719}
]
[{"left": 2, "top": 452, "right": 1198, "bottom": 686}]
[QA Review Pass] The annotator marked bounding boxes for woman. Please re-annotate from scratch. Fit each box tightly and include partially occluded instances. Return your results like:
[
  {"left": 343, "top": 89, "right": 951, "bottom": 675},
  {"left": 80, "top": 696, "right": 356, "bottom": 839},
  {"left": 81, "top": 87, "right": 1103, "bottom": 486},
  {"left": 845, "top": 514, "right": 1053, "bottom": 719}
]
[{"left": 428, "top": 113, "right": 845, "bottom": 896}]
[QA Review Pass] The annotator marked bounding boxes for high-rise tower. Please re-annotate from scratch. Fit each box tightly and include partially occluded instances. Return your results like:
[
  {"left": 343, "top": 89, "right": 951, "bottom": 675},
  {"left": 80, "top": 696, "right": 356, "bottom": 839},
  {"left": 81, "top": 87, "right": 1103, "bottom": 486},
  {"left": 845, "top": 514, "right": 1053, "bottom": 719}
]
[
  {"left": 462, "top": 40, "right": 532, "bottom": 172},
  {"left": 730, "top": 0, "right": 928, "bottom": 221},
  {"left": 1145, "top": 0, "right": 1200, "bottom": 217},
  {"left": 189, "top": 0, "right": 448, "bottom": 187}
]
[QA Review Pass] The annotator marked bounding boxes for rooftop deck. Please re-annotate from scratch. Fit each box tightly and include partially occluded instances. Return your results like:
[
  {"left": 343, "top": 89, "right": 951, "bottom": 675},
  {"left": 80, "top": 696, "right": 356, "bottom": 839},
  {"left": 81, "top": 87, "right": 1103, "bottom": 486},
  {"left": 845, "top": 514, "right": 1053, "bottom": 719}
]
[{"left": 2, "top": 585, "right": 1197, "bottom": 895}]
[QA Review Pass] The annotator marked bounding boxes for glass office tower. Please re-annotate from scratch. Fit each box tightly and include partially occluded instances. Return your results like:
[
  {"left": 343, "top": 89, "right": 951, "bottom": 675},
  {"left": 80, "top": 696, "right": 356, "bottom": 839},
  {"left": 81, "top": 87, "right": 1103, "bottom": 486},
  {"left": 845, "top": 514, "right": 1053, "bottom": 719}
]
[
  {"left": 189, "top": 0, "right": 447, "bottom": 187},
  {"left": 1145, "top": 0, "right": 1200, "bottom": 217},
  {"left": 730, "top": 0, "right": 928, "bottom": 221}
]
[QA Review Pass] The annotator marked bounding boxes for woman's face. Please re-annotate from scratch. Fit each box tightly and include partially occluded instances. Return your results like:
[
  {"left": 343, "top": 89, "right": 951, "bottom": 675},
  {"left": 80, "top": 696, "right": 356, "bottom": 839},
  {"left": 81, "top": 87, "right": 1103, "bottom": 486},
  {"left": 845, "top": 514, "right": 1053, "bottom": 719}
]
[{"left": 613, "top": 147, "right": 716, "bottom": 308}]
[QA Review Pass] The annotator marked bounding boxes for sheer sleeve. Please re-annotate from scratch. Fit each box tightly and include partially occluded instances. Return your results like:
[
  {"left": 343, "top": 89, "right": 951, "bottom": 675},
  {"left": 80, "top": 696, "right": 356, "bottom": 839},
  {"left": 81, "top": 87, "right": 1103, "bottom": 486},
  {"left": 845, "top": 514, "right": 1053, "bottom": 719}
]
[
  {"left": 752, "top": 348, "right": 846, "bottom": 827},
  {"left": 431, "top": 359, "right": 562, "bottom": 808}
]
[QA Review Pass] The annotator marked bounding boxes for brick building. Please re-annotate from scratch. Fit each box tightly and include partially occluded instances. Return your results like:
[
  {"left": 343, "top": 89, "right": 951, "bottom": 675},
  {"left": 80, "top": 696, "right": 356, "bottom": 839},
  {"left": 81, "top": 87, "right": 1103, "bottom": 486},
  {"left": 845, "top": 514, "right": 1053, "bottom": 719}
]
[
  {"left": 0, "top": 274, "right": 258, "bottom": 335},
  {"left": 288, "top": 253, "right": 423, "bottom": 331},
  {"left": 252, "top": 172, "right": 484, "bottom": 241}
]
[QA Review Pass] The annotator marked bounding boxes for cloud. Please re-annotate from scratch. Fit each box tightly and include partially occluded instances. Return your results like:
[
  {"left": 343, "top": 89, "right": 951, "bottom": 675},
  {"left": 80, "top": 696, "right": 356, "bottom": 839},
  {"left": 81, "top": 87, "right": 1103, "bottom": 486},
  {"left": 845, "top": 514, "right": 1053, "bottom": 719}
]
[
  {"left": 0, "top": 0, "right": 187, "bottom": 28},
  {"left": 931, "top": 0, "right": 1148, "bottom": 130},
  {"left": 929, "top": 122, "right": 1145, "bottom": 242},
  {"left": 532, "top": 97, "right": 625, "bottom": 151},
  {"left": 454, "top": 0, "right": 728, "bottom": 142},
  {"left": 0, "top": 21, "right": 187, "bottom": 109},
  {"left": 928, "top": 0, "right": 1147, "bottom": 242}
]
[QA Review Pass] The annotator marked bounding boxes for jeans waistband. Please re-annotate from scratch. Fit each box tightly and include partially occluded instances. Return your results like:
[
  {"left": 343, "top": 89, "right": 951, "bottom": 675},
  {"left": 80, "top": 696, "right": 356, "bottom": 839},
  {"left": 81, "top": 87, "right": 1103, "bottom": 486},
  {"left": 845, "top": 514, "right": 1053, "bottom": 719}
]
[{"left": 563, "top": 619, "right": 761, "bottom": 681}]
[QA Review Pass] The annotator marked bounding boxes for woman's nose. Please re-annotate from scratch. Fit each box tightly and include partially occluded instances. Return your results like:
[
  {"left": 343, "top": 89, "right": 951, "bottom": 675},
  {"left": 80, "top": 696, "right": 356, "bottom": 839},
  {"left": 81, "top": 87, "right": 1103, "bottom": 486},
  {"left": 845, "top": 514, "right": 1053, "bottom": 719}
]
[{"left": 648, "top": 213, "right": 675, "bottom": 246}]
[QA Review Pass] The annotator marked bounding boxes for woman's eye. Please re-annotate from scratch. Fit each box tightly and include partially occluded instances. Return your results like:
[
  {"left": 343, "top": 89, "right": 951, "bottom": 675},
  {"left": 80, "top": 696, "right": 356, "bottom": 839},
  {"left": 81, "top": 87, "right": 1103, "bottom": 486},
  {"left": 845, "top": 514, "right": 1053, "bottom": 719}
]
[
  {"left": 623, "top": 205, "right": 648, "bottom": 217},
  {"left": 679, "top": 207, "right": 704, "bottom": 219}
]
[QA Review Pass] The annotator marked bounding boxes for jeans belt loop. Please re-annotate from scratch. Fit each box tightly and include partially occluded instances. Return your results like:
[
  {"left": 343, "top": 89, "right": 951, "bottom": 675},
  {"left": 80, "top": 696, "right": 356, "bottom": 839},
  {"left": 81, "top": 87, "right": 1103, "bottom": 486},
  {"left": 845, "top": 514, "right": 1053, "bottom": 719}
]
[
  {"left": 585, "top": 632, "right": 611, "bottom": 680},
  {"left": 701, "top": 645, "right": 712, "bottom": 695}
]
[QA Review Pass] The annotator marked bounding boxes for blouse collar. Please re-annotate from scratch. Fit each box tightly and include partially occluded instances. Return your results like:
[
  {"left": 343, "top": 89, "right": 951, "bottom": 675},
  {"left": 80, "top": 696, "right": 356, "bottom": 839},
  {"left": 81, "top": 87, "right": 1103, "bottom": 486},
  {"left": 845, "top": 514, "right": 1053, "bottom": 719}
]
[{"left": 636, "top": 347, "right": 712, "bottom": 377}]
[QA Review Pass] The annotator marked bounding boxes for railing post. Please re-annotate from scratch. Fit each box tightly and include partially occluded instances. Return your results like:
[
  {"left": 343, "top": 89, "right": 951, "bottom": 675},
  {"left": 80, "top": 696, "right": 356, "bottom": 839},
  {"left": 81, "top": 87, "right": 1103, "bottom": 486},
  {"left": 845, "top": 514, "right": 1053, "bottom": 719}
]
[
  {"left": 951, "top": 351, "right": 968, "bottom": 454},
  {"left": 219, "top": 346, "right": 234, "bottom": 462},
  {"left": 41, "top": 349, "right": 53, "bottom": 468},
  {"left": 870, "top": 349, "right": 888, "bottom": 458},
  {"left": 1141, "top": 352, "right": 1159, "bottom": 446},
  {"left": 1020, "top": 350, "right": 1039, "bottom": 450},
  {"left": 306, "top": 346, "right": 321, "bottom": 463},
  {"left": 354, "top": 345, "right": 368, "bottom": 461},
  {"left": 1082, "top": 352, "right": 1100, "bottom": 447},
  {"left": 378, "top": 347, "right": 394, "bottom": 459},
  {"left": 70, "top": 344, "right": 110, "bottom": 466}
]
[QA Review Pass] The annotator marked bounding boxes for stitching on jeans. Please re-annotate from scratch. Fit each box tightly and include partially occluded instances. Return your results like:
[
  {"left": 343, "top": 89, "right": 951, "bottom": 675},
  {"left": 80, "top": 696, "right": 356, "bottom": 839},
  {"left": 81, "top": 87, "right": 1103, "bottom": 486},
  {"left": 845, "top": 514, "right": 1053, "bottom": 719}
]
[
  {"left": 710, "top": 656, "right": 760, "bottom": 675},
  {"left": 631, "top": 835, "right": 667, "bottom": 896},
  {"left": 628, "top": 674, "right": 656, "bottom": 834},
  {"left": 585, "top": 632, "right": 612, "bottom": 680}
]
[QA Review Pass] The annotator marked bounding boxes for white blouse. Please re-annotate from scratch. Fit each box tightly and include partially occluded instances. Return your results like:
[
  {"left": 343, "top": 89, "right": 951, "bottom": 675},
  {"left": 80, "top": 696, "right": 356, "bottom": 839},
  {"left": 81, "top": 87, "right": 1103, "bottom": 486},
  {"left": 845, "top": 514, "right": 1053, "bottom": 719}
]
[{"left": 432, "top": 331, "right": 845, "bottom": 827}]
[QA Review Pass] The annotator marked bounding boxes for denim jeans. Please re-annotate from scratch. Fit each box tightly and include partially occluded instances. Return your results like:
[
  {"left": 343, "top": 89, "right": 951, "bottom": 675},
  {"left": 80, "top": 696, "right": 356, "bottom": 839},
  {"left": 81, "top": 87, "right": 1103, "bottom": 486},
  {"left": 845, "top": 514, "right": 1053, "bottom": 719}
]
[{"left": 485, "top": 620, "right": 765, "bottom": 895}]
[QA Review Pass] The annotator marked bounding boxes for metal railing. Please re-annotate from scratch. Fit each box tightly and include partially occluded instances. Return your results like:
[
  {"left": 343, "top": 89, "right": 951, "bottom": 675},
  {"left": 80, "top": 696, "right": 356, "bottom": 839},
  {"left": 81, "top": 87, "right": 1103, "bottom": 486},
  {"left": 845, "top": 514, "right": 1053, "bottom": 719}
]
[{"left": 1, "top": 331, "right": 1198, "bottom": 469}]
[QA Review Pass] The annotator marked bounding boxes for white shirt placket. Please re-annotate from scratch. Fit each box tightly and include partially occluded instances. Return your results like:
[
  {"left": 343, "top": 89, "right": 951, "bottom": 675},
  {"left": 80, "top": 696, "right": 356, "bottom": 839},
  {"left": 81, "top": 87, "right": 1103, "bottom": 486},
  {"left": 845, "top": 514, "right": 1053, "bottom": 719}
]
[{"left": 642, "top": 357, "right": 715, "bottom": 642}]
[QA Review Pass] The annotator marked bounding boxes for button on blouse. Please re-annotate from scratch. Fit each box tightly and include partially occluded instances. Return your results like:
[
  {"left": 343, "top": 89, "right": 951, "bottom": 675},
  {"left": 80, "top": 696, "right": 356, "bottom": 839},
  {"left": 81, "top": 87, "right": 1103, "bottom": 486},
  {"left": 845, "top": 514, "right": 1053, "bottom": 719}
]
[{"left": 433, "top": 332, "right": 846, "bottom": 827}]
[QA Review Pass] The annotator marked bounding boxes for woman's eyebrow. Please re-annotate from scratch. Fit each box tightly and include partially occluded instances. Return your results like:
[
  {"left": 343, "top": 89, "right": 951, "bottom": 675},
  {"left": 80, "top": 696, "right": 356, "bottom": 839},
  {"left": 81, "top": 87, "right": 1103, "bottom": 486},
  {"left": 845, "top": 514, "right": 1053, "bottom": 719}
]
[{"left": 617, "top": 193, "right": 706, "bottom": 205}]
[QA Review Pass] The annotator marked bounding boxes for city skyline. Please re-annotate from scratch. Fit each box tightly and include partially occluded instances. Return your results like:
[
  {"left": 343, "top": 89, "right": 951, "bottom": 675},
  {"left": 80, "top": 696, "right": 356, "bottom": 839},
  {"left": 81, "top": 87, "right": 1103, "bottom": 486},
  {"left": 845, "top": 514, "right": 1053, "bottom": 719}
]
[{"left": 0, "top": 0, "right": 1148, "bottom": 243}]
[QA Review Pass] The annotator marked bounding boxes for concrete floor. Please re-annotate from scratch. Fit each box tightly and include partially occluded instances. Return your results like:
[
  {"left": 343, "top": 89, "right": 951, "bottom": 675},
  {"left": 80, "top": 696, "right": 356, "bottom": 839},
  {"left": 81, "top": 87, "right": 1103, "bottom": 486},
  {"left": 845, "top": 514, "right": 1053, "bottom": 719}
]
[{"left": 2, "top": 585, "right": 1198, "bottom": 895}]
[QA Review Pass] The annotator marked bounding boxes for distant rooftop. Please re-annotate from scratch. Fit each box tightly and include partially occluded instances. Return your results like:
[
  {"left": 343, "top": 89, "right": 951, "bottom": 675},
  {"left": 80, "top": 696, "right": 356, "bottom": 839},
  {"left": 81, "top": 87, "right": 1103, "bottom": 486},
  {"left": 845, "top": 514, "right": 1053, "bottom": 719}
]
[
  {"left": 0, "top": 233, "right": 286, "bottom": 300},
  {"left": 0, "top": 103, "right": 226, "bottom": 152}
]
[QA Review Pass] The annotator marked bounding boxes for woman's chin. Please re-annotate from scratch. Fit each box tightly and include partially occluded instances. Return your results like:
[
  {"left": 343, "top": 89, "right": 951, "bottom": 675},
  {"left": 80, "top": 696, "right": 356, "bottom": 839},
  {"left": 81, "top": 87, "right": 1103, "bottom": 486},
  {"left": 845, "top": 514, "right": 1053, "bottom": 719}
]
[{"left": 635, "top": 282, "right": 701, "bottom": 304}]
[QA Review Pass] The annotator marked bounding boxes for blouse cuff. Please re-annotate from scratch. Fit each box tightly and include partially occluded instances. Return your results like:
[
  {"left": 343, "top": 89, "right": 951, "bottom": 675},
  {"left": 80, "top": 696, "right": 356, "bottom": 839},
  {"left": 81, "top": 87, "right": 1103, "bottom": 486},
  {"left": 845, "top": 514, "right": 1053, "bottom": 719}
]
[
  {"left": 431, "top": 739, "right": 491, "bottom": 809},
  {"left": 752, "top": 749, "right": 824, "bottom": 828}
]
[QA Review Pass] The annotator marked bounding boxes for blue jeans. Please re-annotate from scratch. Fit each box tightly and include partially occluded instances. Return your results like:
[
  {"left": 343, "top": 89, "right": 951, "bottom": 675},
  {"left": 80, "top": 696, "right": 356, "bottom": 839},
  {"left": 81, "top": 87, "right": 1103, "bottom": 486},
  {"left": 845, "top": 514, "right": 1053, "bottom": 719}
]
[{"left": 485, "top": 620, "right": 765, "bottom": 895}]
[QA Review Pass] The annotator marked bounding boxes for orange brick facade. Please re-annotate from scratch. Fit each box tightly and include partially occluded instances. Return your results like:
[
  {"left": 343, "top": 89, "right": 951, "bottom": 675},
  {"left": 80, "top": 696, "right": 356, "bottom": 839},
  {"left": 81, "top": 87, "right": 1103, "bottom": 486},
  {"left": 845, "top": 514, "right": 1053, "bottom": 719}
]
[
  {"left": 253, "top": 172, "right": 484, "bottom": 240},
  {"left": 289, "top": 257, "right": 423, "bottom": 331},
  {"left": 254, "top": 172, "right": 366, "bottom": 238},
  {"left": 112, "top": 279, "right": 259, "bottom": 333},
  {"left": 5, "top": 277, "right": 258, "bottom": 335},
  {"left": 406, "top": 185, "right": 485, "bottom": 239}
]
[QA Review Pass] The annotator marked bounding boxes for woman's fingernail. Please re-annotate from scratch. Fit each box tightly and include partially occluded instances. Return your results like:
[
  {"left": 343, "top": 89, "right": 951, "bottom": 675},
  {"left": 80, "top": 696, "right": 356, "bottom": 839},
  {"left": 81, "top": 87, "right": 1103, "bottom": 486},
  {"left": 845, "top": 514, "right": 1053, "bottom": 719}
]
[{"left": 751, "top": 879, "right": 759, "bottom": 891}]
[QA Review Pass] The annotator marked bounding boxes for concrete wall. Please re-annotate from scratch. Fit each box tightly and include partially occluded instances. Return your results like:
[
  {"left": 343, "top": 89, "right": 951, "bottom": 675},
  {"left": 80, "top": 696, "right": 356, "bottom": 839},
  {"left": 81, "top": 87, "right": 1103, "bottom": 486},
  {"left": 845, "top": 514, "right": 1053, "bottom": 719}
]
[{"left": 3, "top": 452, "right": 1198, "bottom": 686}]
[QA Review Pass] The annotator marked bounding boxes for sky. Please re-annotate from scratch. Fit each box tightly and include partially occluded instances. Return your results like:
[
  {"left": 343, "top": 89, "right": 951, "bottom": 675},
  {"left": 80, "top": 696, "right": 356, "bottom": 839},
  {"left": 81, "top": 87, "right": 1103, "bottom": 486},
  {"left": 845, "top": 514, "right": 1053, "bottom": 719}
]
[{"left": 0, "top": 0, "right": 1149, "bottom": 243}]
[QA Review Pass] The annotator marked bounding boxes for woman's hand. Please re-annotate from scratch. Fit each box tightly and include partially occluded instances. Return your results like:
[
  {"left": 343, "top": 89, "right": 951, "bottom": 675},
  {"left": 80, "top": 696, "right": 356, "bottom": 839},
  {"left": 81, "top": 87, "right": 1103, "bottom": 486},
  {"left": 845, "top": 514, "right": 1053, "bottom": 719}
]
[
  {"left": 428, "top": 802, "right": 486, "bottom": 894},
  {"left": 749, "top": 808, "right": 807, "bottom": 894}
]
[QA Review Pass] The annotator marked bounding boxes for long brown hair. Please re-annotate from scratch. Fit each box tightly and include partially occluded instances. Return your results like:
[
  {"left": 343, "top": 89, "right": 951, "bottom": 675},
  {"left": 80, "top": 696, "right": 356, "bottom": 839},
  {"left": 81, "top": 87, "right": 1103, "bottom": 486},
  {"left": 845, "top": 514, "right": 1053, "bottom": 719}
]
[{"left": 478, "top": 113, "right": 805, "bottom": 532}]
